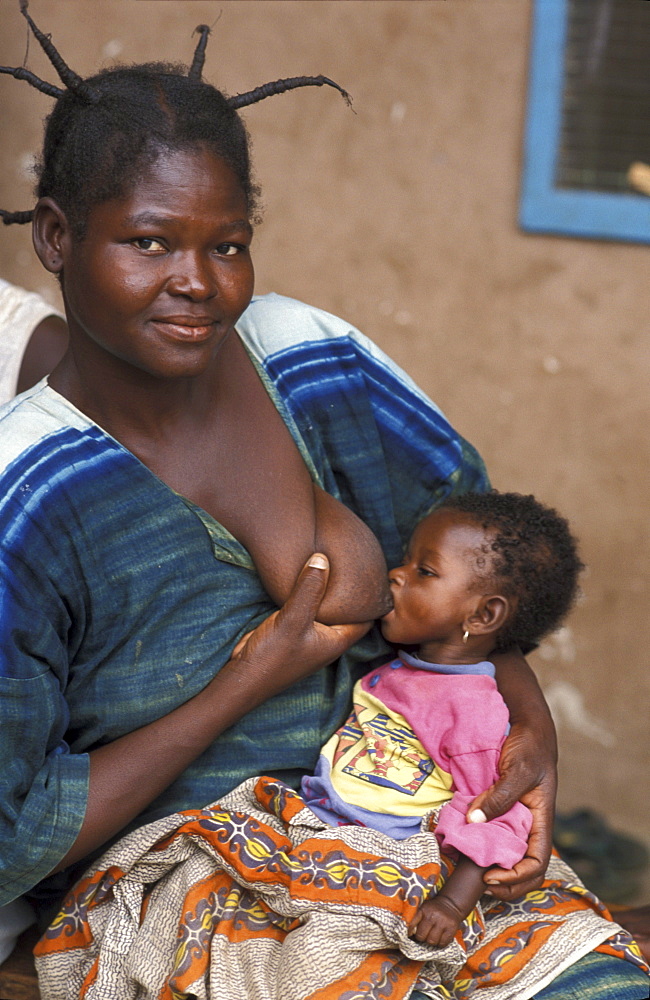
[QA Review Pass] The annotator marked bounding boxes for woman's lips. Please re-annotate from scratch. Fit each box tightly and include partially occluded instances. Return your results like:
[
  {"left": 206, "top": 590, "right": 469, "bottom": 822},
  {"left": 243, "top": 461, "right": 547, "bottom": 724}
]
[{"left": 151, "top": 317, "right": 217, "bottom": 342}]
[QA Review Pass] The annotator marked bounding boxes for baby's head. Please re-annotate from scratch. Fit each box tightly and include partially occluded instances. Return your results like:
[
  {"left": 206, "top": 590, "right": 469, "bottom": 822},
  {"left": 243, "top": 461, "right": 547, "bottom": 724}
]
[{"left": 381, "top": 490, "right": 583, "bottom": 657}]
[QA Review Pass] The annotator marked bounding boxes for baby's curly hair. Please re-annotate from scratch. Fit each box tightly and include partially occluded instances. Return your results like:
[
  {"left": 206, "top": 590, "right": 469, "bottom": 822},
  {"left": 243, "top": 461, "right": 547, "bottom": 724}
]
[{"left": 439, "top": 490, "right": 584, "bottom": 653}]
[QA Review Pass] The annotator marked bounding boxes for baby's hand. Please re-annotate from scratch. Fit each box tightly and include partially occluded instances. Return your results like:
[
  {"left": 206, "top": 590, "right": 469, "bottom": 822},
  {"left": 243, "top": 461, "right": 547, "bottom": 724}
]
[{"left": 408, "top": 895, "right": 462, "bottom": 948}]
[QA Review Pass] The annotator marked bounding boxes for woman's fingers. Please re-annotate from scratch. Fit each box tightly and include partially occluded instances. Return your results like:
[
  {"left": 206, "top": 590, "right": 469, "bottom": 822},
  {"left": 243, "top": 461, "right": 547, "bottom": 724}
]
[
  {"left": 231, "top": 629, "right": 254, "bottom": 658},
  {"left": 229, "top": 554, "right": 371, "bottom": 689},
  {"left": 319, "top": 619, "right": 373, "bottom": 648},
  {"left": 467, "top": 782, "right": 517, "bottom": 826},
  {"left": 468, "top": 723, "right": 555, "bottom": 819},
  {"left": 483, "top": 862, "right": 545, "bottom": 900},
  {"left": 464, "top": 723, "right": 557, "bottom": 899},
  {"left": 483, "top": 802, "right": 552, "bottom": 898},
  {"left": 274, "top": 553, "right": 331, "bottom": 627},
  {"left": 468, "top": 722, "right": 554, "bottom": 823},
  {"left": 231, "top": 554, "right": 330, "bottom": 660},
  {"left": 470, "top": 782, "right": 555, "bottom": 899},
  {"left": 279, "top": 555, "right": 372, "bottom": 653}
]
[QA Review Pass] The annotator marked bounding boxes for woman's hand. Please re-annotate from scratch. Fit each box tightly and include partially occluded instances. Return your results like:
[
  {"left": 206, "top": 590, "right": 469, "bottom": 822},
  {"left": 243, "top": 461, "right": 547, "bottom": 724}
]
[
  {"left": 228, "top": 553, "right": 372, "bottom": 696},
  {"left": 467, "top": 722, "right": 557, "bottom": 900},
  {"left": 469, "top": 649, "right": 558, "bottom": 900},
  {"left": 54, "top": 554, "right": 369, "bottom": 873}
]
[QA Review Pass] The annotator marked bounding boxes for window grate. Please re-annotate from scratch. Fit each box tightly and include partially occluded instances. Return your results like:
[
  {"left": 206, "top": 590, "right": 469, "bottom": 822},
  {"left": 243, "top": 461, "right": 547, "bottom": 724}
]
[{"left": 557, "top": 0, "right": 650, "bottom": 193}]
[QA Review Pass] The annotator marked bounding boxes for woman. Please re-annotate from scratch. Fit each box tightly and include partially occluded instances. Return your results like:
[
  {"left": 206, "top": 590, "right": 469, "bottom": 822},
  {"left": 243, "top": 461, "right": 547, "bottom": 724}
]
[{"left": 0, "top": 5, "right": 647, "bottom": 997}]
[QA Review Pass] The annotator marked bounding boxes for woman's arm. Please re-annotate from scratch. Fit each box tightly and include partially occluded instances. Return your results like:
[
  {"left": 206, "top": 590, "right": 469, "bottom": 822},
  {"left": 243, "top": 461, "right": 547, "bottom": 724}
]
[
  {"left": 468, "top": 648, "right": 558, "bottom": 900},
  {"left": 54, "top": 554, "right": 368, "bottom": 872}
]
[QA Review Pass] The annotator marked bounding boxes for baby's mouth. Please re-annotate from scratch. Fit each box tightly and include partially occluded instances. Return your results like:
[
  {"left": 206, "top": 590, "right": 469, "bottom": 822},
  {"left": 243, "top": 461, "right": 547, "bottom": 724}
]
[{"left": 378, "top": 584, "right": 394, "bottom": 616}]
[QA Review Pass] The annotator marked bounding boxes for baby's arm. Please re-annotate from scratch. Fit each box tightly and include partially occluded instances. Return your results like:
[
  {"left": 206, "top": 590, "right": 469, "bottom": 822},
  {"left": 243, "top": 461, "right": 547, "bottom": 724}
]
[{"left": 409, "top": 854, "right": 489, "bottom": 948}]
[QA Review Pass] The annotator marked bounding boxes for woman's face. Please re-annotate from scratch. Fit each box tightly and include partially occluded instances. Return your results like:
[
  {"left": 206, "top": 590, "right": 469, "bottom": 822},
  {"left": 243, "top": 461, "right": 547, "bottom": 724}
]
[{"left": 58, "top": 146, "right": 255, "bottom": 381}]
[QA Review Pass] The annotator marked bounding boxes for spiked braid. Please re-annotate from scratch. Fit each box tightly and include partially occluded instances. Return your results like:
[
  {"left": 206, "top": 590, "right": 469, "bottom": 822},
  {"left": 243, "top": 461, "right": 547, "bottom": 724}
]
[
  {"left": 188, "top": 25, "right": 210, "bottom": 83},
  {"left": 0, "top": 64, "right": 63, "bottom": 98},
  {"left": 230, "top": 75, "right": 352, "bottom": 110},
  {"left": 26, "top": 63, "right": 260, "bottom": 238},
  {"left": 0, "top": 208, "right": 35, "bottom": 226},
  {"left": 1, "top": 1, "right": 352, "bottom": 233},
  {"left": 18, "top": 0, "right": 98, "bottom": 102}
]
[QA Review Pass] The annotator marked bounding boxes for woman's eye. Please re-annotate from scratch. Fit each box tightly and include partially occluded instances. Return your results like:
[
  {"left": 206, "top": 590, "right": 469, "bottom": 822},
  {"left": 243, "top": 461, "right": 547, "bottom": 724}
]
[
  {"left": 215, "top": 243, "right": 243, "bottom": 256},
  {"left": 132, "top": 237, "right": 165, "bottom": 252}
]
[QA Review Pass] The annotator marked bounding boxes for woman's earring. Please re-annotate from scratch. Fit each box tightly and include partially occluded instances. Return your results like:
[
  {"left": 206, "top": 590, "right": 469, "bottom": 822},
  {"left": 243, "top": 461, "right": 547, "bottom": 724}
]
[{"left": 462, "top": 629, "right": 470, "bottom": 643}]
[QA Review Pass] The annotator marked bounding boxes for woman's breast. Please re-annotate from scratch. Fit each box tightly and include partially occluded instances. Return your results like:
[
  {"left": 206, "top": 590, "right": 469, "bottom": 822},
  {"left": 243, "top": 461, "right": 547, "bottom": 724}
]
[
  {"left": 310, "top": 483, "right": 392, "bottom": 626},
  {"left": 237, "top": 476, "right": 392, "bottom": 627},
  {"left": 173, "top": 336, "right": 393, "bottom": 627}
]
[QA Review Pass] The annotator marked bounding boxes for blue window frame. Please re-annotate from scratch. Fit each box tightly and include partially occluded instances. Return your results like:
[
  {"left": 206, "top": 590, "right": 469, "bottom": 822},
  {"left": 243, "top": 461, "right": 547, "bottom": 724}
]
[{"left": 520, "top": 0, "right": 650, "bottom": 244}]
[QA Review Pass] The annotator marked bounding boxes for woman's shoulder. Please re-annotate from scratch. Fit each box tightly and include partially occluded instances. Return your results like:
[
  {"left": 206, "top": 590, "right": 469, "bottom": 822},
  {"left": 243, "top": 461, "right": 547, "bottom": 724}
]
[
  {"left": 236, "top": 293, "right": 424, "bottom": 393},
  {"left": 236, "top": 292, "right": 361, "bottom": 357},
  {"left": 0, "top": 382, "right": 95, "bottom": 478}
]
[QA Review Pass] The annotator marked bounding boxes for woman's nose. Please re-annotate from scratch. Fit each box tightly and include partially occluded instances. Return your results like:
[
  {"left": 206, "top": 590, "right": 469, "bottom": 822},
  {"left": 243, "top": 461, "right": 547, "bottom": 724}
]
[{"left": 166, "top": 253, "right": 216, "bottom": 299}]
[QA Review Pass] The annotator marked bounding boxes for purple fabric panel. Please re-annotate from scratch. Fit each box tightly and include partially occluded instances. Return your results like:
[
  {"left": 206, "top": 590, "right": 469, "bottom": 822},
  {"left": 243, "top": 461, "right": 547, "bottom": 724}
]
[{"left": 301, "top": 758, "right": 423, "bottom": 840}]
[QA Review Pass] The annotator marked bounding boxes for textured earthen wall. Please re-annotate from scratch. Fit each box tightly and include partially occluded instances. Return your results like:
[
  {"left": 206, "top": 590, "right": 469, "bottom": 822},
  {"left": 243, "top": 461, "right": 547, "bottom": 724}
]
[{"left": 1, "top": 0, "right": 648, "bottom": 875}]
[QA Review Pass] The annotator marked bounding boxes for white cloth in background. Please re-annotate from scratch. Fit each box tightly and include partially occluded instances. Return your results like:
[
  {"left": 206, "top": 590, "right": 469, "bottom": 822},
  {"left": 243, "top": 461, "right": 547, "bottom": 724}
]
[{"left": 0, "top": 277, "right": 64, "bottom": 405}]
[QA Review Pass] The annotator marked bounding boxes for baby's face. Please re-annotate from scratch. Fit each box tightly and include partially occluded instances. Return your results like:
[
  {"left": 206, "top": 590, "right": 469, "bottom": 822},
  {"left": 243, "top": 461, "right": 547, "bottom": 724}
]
[{"left": 380, "top": 509, "right": 490, "bottom": 648}]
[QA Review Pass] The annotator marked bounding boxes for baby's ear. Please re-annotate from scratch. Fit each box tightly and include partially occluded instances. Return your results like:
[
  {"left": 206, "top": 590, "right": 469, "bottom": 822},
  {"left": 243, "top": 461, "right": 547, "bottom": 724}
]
[{"left": 465, "top": 594, "right": 512, "bottom": 637}]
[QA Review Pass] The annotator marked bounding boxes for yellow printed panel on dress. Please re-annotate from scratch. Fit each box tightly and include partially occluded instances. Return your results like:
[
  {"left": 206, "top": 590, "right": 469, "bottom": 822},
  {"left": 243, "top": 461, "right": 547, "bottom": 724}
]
[{"left": 321, "top": 688, "right": 453, "bottom": 817}]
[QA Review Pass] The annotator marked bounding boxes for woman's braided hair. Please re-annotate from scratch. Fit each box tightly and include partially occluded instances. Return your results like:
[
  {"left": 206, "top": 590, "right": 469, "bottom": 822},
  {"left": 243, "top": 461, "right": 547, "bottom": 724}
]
[
  {"left": 439, "top": 490, "right": 584, "bottom": 653},
  {"left": 0, "top": 1, "right": 352, "bottom": 238}
]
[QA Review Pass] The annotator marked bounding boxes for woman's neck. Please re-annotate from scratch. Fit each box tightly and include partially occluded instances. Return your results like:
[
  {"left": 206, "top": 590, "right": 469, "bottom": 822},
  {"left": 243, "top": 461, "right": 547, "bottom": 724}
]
[{"left": 48, "top": 330, "right": 237, "bottom": 444}]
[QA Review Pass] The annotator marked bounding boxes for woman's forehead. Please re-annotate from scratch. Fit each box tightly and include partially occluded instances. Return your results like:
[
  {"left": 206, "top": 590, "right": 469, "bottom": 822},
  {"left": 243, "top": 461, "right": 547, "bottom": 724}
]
[
  {"left": 134, "top": 146, "right": 247, "bottom": 200},
  {"left": 89, "top": 146, "right": 250, "bottom": 225}
]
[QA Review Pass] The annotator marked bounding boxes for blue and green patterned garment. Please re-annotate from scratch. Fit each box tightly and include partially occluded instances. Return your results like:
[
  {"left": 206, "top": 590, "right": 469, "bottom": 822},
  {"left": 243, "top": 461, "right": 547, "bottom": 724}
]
[
  {"left": 0, "top": 293, "right": 489, "bottom": 907},
  {"left": 412, "top": 952, "right": 650, "bottom": 1000}
]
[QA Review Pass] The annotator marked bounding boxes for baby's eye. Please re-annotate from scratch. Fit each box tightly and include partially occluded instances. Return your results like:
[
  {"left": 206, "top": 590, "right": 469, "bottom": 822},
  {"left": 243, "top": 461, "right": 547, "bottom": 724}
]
[
  {"left": 131, "top": 237, "right": 165, "bottom": 252},
  {"left": 417, "top": 566, "right": 437, "bottom": 578}
]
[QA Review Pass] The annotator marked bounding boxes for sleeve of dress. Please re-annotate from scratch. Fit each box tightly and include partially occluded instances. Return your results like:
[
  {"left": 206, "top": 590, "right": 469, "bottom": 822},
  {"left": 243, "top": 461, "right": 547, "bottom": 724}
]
[
  {"left": 434, "top": 745, "right": 533, "bottom": 869},
  {"left": 0, "top": 479, "right": 89, "bottom": 905},
  {"left": 405, "top": 676, "right": 534, "bottom": 869},
  {"left": 238, "top": 293, "right": 490, "bottom": 569}
]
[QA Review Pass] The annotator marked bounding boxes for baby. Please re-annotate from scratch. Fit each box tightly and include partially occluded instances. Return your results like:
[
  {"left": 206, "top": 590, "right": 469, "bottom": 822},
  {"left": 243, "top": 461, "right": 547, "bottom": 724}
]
[{"left": 301, "top": 490, "right": 583, "bottom": 947}]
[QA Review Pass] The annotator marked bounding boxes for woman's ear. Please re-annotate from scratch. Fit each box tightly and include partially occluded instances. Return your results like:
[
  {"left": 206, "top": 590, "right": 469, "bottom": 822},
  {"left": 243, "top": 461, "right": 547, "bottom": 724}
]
[
  {"left": 465, "top": 594, "right": 512, "bottom": 638},
  {"left": 32, "top": 197, "right": 71, "bottom": 275}
]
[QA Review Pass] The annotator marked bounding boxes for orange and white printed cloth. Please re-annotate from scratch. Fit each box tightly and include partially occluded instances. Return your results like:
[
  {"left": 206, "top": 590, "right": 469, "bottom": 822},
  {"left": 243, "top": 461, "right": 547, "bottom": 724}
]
[{"left": 34, "top": 777, "right": 648, "bottom": 1000}]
